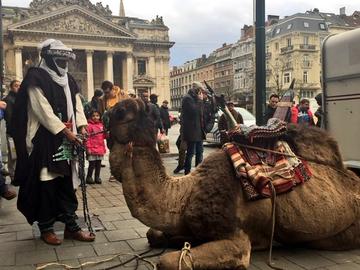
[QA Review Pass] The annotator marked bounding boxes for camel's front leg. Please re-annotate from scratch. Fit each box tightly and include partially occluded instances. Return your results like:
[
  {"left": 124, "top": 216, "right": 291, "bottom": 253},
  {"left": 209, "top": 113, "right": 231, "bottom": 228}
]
[{"left": 158, "top": 230, "right": 251, "bottom": 270}]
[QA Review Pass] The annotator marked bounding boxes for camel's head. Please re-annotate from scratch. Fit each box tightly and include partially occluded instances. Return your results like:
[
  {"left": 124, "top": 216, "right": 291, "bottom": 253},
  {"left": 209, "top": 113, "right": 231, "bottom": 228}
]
[{"left": 109, "top": 98, "right": 156, "bottom": 149}]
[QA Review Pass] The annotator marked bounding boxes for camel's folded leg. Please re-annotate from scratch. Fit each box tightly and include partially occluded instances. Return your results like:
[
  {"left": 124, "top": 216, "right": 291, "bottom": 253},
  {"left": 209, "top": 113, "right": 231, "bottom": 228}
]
[{"left": 158, "top": 230, "right": 251, "bottom": 270}]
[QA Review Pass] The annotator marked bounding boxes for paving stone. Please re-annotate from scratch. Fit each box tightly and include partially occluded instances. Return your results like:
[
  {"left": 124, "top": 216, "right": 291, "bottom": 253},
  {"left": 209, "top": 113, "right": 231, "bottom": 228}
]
[
  {"left": 93, "top": 241, "right": 133, "bottom": 256},
  {"left": 318, "top": 250, "right": 360, "bottom": 264},
  {"left": 0, "top": 224, "right": 32, "bottom": 234},
  {"left": 127, "top": 238, "right": 150, "bottom": 251},
  {"left": 251, "top": 251, "right": 304, "bottom": 270},
  {"left": 284, "top": 249, "right": 335, "bottom": 269},
  {"left": 112, "top": 219, "right": 147, "bottom": 230},
  {"left": 16, "top": 230, "right": 33, "bottom": 241},
  {"left": 0, "top": 251, "right": 15, "bottom": 266},
  {"left": 101, "top": 221, "right": 117, "bottom": 231},
  {"left": 325, "top": 263, "right": 360, "bottom": 270},
  {"left": 104, "top": 229, "right": 141, "bottom": 241},
  {"left": 16, "top": 249, "right": 57, "bottom": 265},
  {"left": 0, "top": 266, "right": 34, "bottom": 270},
  {"left": 135, "top": 227, "right": 150, "bottom": 238},
  {"left": 0, "top": 232, "right": 16, "bottom": 242},
  {"left": 99, "top": 213, "right": 124, "bottom": 222},
  {"left": 56, "top": 245, "right": 96, "bottom": 260}
]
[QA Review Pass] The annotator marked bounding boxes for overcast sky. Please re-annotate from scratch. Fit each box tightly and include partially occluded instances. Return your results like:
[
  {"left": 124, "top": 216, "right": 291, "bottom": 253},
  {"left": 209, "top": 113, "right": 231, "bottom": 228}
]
[{"left": 3, "top": 0, "right": 360, "bottom": 66}]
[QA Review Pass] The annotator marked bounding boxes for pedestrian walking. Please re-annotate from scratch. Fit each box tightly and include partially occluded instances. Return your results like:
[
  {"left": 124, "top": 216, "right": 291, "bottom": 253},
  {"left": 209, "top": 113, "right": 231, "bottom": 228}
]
[
  {"left": 160, "top": 100, "right": 171, "bottom": 135},
  {"left": 182, "top": 81, "right": 206, "bottom": 175},
  {"left": 290, "top": 98, "right": 315, "bottom": 125},
  {"left": 264, "top": 93, "right": 279, "bottom": 123}
]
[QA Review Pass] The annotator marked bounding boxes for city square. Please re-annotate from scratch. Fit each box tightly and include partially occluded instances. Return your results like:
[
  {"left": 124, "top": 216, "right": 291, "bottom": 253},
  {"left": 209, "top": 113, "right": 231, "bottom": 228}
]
[{"left": 1, "top": 0, "right": 360, "bottom": 269}]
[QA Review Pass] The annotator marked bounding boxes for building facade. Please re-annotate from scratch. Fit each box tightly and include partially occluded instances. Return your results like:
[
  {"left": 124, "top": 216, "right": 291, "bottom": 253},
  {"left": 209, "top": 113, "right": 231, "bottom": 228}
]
[
  {"left": 2, "top": 0, "right": 174, "bottom": 101},
  {"left": 265, "top": 8, "right": 359, "bottom": 100},
  {"left": 232, "top": 25, "right": 254, "bottom": 109},
  {"left": 213, "top": 43, "right": 233, "bottom": 99}
]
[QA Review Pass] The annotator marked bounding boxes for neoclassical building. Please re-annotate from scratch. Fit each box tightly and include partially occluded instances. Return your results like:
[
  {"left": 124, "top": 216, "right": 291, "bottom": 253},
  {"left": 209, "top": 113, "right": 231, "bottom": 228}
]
[{"left": 2, "top": 0, "right": 174, "bottom": 101}]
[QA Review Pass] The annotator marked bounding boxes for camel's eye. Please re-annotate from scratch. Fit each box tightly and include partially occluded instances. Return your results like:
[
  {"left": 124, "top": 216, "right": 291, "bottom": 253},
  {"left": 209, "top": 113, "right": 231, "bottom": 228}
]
[{"left": 115, "top": 107, "right": 126, "bottom": 121}]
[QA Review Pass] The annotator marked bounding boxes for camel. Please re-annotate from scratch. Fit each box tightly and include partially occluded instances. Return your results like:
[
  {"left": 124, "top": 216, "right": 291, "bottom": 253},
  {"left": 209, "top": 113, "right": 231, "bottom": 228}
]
[{"left": 108, "top": 98, "right": 360, "bottom": 270}]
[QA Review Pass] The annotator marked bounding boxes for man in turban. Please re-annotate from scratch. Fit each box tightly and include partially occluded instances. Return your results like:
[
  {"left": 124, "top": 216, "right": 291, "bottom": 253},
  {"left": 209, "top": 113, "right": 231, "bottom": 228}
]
[{"left": 12, "top": 39, "right": 95, "bottom": 245}]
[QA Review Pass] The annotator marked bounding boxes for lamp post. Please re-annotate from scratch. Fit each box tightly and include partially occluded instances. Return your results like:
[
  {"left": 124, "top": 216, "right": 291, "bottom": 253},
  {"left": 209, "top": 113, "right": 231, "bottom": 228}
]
[{"left": 254, "top": 0, "right": 266, "bottom": 125}]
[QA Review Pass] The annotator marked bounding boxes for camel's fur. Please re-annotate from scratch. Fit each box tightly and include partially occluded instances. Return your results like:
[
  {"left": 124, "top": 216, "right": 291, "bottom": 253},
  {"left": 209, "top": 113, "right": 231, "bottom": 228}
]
[{"left": 109, "top": 98, "right": 360, "bottom": 270}]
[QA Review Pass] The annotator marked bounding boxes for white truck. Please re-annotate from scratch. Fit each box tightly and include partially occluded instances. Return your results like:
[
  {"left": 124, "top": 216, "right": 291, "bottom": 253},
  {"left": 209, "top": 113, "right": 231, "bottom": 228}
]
[{"left": 322, "top": 28, "right": 360, "bottom": 170}]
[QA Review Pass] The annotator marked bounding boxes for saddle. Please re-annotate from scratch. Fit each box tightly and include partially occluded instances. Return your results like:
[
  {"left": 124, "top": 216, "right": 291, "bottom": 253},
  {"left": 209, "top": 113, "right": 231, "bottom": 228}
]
[{"left": 222, "top": 118, "right": 311, "bottom": 201}]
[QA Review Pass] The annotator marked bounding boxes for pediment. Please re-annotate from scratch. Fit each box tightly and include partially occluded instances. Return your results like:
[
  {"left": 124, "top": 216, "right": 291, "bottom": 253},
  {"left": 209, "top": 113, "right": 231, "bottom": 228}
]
[
  {"left": 8, "top": 5, "right": 136, "bottom": 40},
  {"left": 133, "top": 75, "right": 155, "bottom": 86}
]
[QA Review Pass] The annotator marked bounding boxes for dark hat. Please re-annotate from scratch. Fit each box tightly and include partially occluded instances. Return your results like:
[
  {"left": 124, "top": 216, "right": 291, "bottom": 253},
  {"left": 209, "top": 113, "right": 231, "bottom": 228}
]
[{"left": 150, "top": 93, "right": 159, "bottom": 98}]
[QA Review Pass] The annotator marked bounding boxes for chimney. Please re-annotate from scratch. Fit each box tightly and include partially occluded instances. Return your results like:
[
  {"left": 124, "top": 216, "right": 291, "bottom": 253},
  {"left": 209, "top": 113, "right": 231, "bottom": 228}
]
[
  {"left": 222, "top": 43, "right": 227, "bottom": 47},
  {"left": 267, "top": 15, "right": 279, "bottom": 25},
  {"left": 202, "top": 54, "right": 206, "bottom": 59},
  {"left": 340, "top": 7, "right": 346, "bottom": 16}
]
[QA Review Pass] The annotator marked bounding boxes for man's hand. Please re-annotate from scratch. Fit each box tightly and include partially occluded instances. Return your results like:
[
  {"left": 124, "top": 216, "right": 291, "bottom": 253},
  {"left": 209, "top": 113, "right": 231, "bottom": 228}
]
[
  {"left": 62, "top": 128, "right": 82, "bottom": 145},
  {"left": 0, "top": 101, "right": 7, "bottom": 110},
  {"left": 79, "top": 126, "right": 87, "bottom": 136}
]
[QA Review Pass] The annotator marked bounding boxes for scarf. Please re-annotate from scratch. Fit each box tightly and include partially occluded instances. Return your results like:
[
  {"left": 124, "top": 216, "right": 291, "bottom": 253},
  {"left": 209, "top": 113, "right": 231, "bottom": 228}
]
[{"left": 39, "top": 60, "right": 80, "bottom": 188}]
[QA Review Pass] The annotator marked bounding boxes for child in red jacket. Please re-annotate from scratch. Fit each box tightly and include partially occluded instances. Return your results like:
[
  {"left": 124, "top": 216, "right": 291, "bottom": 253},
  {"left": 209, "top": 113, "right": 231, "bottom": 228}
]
[{"left": 86, "top": 110, "right": 106, "bottom": 184}]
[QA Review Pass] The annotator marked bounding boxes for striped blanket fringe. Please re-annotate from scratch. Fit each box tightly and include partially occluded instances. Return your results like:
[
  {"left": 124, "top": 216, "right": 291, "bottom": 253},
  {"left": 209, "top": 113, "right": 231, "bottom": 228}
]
[{"left": 222, "top": 141, "right": 311, "bottom": 201}]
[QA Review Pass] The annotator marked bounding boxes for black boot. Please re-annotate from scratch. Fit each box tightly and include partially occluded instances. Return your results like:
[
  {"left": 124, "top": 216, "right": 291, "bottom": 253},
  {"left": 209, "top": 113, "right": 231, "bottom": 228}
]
[
  {"left": 173, "top": 166, "right": 184, "bottom": 174},
  {"left": 86, "top": 176, "right": 95, "bottom": 184},
  {"left": 95, "top": 177, "right": 102, "bottom": 184}
]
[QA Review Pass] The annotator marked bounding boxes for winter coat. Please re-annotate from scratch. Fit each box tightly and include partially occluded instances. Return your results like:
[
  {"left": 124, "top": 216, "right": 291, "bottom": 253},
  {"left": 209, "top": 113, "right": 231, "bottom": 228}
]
[
  {"left": 147, "top": 102, "right": 163, "bottom": 131},
  {"left": 218, "top": 109, "right": 244, "bottom": 131},
  {"left": 263, "top": 105, "right": 276, "bottom": 124},
  {"left": 3, "top": 91, "right": 17, "bottom": 137},
  {"left": 290, "top": 105, "right": 315, "bottom": 125},
  {"left": 86, "top": 120, "right": 106, "bottom": 156},
  {"left": 160, "top": 105, "right": 171, "bottom": 129},
  {"left": 181, "top": 89, "right": 204, "bottom": 142}
]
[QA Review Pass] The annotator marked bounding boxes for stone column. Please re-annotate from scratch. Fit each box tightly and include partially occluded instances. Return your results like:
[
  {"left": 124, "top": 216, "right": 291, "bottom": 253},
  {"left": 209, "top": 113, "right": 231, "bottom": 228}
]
[
  {"left": 122, "top": 56, "right": 128, "bottom": 89},
  {"left": 149, "top": 56, "right": 156, "bottom": 78},
  {"left": 126, "top": 52, "right": 133, "bottom": 91},
  {"left": 106, "top": 51, "right": 114, "bottom": 82},
  {"left": 86, "top": 50, "right": 94, "bottom": 100},
  {"left": 15, "top": 47, "right": 23, "bottom": 80}
]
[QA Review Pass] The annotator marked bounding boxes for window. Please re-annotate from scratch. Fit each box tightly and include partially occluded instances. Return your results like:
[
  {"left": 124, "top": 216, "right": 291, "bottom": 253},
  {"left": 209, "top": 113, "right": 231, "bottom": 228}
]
[
  {"left": 303, "top": 55, "right": 310, "bottom": 67},
  {"left": 276, "top": 28, "right": 281, "bottom": 34},
  {"left": 304, "top": 22, "right": 309, "bottom": 28},
  {"left": 275, "top": 42, "right": 279, "bottom": 51},
  {"left": 303, "top": 71, "right": 308, "bottom": 83},
  {"left": 319, "top": 23, "right": 326, "bottom": 30},
  {"left": 284, "top": 72, "right": 291, "bottom": 84},
  {"left": 137, "top": 60, "right": 146, "bottom": 75},
  {"left": 287, "top": 23, "right": 292, "bottom": 30},
  {"left": 303, "top": 36, "right": 309, "bottom": 45},
  {"left": 287, "top": 38, "right": 292, "bottom": 47}
]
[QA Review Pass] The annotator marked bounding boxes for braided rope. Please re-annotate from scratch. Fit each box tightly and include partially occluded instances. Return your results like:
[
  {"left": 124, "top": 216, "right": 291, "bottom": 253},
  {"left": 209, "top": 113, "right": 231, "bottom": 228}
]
[{"left": 178, "top": 242, "right": 194, "bottom": 270}]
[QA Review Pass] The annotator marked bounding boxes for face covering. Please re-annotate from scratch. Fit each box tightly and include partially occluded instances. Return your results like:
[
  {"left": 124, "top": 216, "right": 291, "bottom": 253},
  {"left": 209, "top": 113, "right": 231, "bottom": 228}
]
[{"left": 54, "top": 57, "right": 69, "bottom": 76}]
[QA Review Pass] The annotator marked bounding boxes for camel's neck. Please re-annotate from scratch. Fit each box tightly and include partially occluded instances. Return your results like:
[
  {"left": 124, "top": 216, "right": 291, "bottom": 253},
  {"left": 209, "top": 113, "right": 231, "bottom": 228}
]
[{"left": 110, "top": 143, "right": 192, "bottom": 234}]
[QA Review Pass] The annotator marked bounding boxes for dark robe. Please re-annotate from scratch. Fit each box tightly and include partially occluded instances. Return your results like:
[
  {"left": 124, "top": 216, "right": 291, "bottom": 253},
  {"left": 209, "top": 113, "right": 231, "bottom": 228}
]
[{"left": 12, "top": 67, "right": 79, "bottom": 224}]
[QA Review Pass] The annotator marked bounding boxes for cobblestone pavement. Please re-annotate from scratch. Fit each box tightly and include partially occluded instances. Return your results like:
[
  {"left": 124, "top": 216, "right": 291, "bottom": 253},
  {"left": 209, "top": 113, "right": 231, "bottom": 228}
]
[{"left": 0, "top": 125, "right": 359, "bottom": 269}]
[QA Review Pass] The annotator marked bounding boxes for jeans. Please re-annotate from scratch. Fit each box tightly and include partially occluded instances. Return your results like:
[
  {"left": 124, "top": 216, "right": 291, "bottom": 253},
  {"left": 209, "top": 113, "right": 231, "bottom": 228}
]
[
  {"left": 0, "top": 161, "right": 6, "bottom": 196},
  {"left": 184, "top": 141, "right": 203, "bottom": 174}
]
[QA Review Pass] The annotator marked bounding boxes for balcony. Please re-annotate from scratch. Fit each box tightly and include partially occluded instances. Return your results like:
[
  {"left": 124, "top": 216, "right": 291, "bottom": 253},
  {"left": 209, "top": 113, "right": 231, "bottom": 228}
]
[
  {"left": 299, "top": 44, "right": 316, "bottom": 51},
  {"left": 280, "top": 45, "right": 294, "bottom": 54},
  {"left": 302, "top": 61, "right": 312, "bottom": 68}
]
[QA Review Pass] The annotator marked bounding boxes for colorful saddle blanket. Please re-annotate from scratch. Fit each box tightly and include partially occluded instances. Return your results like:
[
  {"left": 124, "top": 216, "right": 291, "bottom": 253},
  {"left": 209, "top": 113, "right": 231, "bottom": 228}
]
[
  {"left": 223, "top": 141, "right": 311, "bottom": 201},
  {"left": 228, "top": 118, "right": 287, "bottom": 143}
]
